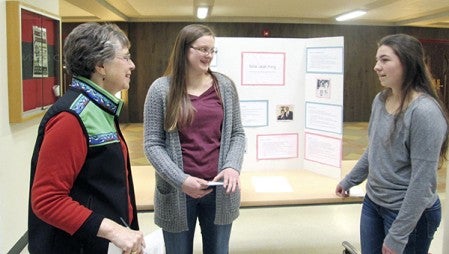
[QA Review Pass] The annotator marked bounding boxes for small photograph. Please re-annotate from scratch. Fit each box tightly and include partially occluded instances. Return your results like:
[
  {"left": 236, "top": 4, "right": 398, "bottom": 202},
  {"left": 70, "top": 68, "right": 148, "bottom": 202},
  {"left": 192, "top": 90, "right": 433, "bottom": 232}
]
[
  {"left": 276, "top": 104, "right": 294, "bottom": 121},
  {"left": 316, "top": 78, "right": 331, "bottom": 98}
]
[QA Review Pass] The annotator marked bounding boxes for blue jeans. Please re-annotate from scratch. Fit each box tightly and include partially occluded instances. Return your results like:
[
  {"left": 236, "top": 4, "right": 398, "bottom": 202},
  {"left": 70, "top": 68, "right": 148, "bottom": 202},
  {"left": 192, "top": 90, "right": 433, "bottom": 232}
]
[
  {"left": 163, "top": 188, "right": 232, "bottom": 254},
  {"left": 360, "top": 195, "right": 441, "bottom": 254}
]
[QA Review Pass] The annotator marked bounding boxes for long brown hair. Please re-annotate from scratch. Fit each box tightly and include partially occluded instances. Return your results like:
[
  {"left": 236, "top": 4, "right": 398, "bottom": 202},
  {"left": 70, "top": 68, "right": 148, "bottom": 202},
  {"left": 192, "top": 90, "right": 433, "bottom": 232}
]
[
  {"left": 379, "top": 34, "right": 449, "bottom": 160},
  {"left": 163, "top": 24, "right": 216, "bottom": 132}
]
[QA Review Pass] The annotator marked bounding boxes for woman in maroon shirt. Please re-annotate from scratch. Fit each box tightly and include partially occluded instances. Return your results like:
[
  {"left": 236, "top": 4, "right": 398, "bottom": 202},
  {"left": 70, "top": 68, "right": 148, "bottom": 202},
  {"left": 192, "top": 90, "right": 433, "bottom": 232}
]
[{"left": 144, "top": 24, "right": 246, "bottom": 254}]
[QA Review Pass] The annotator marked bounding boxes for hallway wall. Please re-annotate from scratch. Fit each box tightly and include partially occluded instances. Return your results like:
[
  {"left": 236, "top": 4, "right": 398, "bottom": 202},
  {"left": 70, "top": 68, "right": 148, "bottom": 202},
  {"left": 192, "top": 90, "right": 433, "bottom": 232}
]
[
  {"left": 0, "top": 1, "right": 8, "bottom": 137},
  {"left": 63, "top": 22, "right": 449, "bottom": 123},
  {"left": 0, "top": 1, "right": 59, "bottom": 252}
]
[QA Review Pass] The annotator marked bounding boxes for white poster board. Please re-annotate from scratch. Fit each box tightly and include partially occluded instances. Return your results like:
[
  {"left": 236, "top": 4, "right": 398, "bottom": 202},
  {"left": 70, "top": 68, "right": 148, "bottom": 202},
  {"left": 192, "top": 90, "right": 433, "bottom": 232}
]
[{"left": 212, "top": 36, "right": 344, "bottom": 178}]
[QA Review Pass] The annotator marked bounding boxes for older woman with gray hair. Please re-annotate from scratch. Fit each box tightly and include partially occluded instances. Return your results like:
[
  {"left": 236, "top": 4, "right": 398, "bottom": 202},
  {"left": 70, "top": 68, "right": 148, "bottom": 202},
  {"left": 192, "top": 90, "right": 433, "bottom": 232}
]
[{"left": 28, "top": 23, "right": 145, "bottom": 254}]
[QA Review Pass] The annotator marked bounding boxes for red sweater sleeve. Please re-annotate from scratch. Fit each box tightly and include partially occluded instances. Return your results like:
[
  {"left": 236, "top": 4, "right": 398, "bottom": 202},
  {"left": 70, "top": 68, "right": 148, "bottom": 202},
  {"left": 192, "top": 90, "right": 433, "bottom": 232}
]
[{"left": 31, "top": 112, "right": 93, "bottom": 235}]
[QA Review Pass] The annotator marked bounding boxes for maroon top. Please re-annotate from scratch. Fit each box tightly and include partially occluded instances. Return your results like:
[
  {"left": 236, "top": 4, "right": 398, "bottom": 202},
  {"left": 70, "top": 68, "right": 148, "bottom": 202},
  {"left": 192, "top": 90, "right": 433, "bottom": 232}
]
[{"left": 179, "top": 85, "right": 223, "bottom": 179}]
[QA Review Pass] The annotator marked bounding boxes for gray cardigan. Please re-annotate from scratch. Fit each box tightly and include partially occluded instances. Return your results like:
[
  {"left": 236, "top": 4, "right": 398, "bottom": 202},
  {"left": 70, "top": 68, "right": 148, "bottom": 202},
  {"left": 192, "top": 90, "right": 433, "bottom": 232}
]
[
  {"left": 143, "top": 72, "right": 246, "bottom": 232},
  {"left": 339, "top": 91, "right": 447, "bottom": 253}
]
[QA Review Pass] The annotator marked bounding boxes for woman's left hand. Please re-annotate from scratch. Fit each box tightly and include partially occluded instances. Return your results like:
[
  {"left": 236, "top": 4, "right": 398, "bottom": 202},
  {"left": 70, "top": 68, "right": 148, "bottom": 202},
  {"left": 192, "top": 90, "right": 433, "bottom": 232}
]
[{"left": 213, "top": 168, "right": 240, "bottom": 193}]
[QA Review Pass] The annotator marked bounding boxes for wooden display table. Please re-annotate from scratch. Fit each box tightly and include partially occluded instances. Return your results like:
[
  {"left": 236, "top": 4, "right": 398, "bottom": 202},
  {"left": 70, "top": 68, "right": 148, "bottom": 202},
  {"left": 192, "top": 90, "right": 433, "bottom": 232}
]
[{"left": 131, "top": 160, "right": 364, "bottom": 211}]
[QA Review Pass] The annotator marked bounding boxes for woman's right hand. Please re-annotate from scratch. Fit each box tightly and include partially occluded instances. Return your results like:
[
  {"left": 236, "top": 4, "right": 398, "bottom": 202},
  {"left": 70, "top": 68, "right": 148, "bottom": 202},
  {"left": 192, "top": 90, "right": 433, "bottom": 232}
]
[
  {"left": 182, "top": 176, "right": 213, "bottom": 198},
  {"left": 335, "top": 184, "right": 350, "bottom": 197},
  {"left": 97, "top": 218, "right": 145, "bottom": 254}
]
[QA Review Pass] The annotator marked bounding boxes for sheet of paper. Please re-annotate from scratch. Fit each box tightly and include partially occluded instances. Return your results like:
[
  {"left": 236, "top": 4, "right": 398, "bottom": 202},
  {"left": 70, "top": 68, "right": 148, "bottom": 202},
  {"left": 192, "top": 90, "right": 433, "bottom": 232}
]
[
  {"left": 240, "top": 100, "right": 268, "bottom": 127},
  {"left": 349, "top": 186, "right": 365, "bottom": 197},
  {"left": 107, "top": 242, "right": 122, "bottom": 254},
  {"left": 305, "top": 102, "right": 343, "bottom": 133},
  {"left": 304, "top": 132, "right": 342, "bottom": 168},
  {"left": 207, "top": 181, "right": 224, "bottom": 186},
  {"left": 306, "top": 47, "right": 343, "bottom": 74},
  {"left": 241, "top": 52, "right": 285, "bottom": 86},
  {"left": 256, "top": 133, "right": 298, "bottom": 160},
  {"left": 251, "top": 176, "right": 293, "bottom": 193},
  {"left": 144, "top": 229, "right": 165, "bottom": 254}
]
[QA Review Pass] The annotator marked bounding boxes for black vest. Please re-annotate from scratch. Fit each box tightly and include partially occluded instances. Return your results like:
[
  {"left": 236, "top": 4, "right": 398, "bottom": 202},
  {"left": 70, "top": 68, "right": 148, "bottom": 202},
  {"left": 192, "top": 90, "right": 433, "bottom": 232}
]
[{"left": 28, "top": 79, "right": 139, "bottom": 254}]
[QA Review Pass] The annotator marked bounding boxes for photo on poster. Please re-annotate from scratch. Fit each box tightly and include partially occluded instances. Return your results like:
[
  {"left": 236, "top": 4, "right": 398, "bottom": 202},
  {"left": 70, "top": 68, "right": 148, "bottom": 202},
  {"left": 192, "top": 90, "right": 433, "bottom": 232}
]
[
  {"left": 276, "top": 104, "right": 294, "bottom": 121},
  {"left": 304, "top": 74, "right": 343, "bottom": 104},
  {"left": 316, "top": 78, "right": 331, "bottom": 98}
]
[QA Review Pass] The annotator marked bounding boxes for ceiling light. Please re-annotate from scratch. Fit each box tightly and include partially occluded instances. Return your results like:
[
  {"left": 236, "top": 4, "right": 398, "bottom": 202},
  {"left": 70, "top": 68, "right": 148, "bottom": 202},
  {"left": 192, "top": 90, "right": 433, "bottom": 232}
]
[
  {"left": 197, "top": 6, "right": 209, "bottom": 19},
  {"left": 336, "top": 10, "right": 367, "bottom": 22}
]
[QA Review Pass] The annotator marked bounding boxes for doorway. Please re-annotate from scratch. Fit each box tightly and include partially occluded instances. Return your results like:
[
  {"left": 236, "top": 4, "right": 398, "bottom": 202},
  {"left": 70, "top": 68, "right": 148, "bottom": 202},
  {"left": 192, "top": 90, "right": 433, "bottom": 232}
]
[{"left": 421, "top": 39, "right": 449, "bottom": 111}]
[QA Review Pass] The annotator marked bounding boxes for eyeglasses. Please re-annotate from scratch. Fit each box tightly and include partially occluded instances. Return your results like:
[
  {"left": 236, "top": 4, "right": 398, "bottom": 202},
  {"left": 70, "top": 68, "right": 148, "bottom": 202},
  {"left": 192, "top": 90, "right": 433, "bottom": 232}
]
[
  {"left": 190, "top": 46, "right": 217, "bottom": 55},
  {"left": 116, "top": 54, "right": 132, "bottom": 62}
]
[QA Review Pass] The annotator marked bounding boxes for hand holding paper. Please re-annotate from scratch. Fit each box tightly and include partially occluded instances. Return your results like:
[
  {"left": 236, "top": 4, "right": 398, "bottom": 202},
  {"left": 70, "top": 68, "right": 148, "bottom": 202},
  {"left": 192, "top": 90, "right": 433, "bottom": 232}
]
[{"left": 207, "top": 181, "right": 224, "bottom": 186}]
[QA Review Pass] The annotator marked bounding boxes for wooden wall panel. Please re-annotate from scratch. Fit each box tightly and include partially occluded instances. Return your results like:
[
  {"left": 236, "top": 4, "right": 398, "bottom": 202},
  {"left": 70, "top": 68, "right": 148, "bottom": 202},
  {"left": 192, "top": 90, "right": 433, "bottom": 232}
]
[
  {"left": 127, "top": 23, "right": 189, "bottom": 123},
  {"left": 62, "top": 22, "right": 449, "bottom": 123}
]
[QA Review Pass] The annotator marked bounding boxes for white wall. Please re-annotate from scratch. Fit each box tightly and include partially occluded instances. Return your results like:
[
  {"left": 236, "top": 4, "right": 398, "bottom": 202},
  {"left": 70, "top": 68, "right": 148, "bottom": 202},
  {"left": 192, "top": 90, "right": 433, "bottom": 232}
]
[
  {"left": 0, "top": 0, "right": 8, "bottom": 138},
  {"left": 0, "top": 1, "right": 58, "bottom": 252},
  {"left": 444, "top": 167, "right": 449, "bottom": 253},
  {"left": 21, "top": 0, "right": 58, "bottom": 16}
]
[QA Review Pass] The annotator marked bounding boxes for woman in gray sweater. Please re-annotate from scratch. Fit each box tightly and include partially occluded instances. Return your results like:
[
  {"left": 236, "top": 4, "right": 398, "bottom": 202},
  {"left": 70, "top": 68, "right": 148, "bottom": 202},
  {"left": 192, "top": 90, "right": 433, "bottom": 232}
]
[
  {"left": 336, "top": 34, "right": 449, "bottom": 254},
  {"left": 143, "top": 24, "right": 245, "bottom": 254}
]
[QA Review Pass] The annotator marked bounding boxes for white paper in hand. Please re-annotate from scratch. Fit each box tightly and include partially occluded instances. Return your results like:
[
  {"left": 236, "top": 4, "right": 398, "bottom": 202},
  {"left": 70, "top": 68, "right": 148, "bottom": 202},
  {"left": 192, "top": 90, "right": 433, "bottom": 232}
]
[
  {"left": 207, "top": 181, "right": 224, "bottom": 186},
  {"left": 144, "top": 228, "right": 165, "bottom": 254},
  {"left": 107, "top": 242, "right": 122, "bottom": 254},
  {"left": 349, "top": 186, "right": 365, "bottom": 197}
]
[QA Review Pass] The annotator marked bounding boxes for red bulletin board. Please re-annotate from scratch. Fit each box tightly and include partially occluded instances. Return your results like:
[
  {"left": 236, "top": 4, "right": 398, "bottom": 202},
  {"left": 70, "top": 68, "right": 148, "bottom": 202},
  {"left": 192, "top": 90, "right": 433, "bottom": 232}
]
[
  {"left": 6, "top": 1, "right": 61, "bottom": 122},
  {"left": 20, "top": 9, "right": 60, "bottom": 112}
]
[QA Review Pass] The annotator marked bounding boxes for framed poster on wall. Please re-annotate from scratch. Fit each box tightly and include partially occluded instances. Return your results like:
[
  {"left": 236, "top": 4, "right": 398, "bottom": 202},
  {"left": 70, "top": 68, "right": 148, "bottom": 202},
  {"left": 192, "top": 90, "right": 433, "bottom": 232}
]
[{"left": 6, "top": 1, "right": 61, "bottom": 123}]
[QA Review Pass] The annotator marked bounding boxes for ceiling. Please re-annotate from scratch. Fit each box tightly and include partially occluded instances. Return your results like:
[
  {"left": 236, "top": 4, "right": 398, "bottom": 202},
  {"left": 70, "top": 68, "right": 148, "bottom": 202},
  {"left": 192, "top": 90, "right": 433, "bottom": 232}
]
[{"left": 60, "top": 0, "right": 449, "bottom": 28}]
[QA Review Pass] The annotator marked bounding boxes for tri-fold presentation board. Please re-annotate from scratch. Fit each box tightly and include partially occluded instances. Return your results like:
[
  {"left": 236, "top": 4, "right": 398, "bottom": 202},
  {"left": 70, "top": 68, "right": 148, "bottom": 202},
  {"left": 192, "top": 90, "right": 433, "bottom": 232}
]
[{"left": 212, "top": 36, "right": 344, "bottom": 179}]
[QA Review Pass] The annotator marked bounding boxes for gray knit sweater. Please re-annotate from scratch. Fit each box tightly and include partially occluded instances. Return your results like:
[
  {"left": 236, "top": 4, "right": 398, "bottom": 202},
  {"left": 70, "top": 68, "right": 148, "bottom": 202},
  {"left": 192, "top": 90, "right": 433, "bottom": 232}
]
[
  {"left": 143, "top": 72, "right": 246, "bottom": 232},
  {"left": 339, "top": 91, "right": 447, "bottom": 253}
]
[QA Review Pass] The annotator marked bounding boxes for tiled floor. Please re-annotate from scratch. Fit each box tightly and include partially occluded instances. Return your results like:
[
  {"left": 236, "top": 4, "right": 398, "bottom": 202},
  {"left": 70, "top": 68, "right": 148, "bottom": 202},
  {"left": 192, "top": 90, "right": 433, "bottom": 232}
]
[
  {"left": 137, "top": 202, "right": 444, "bottom": 254},
  {"left": 120, "top": 122, "right": 445, "bottom": 254}
]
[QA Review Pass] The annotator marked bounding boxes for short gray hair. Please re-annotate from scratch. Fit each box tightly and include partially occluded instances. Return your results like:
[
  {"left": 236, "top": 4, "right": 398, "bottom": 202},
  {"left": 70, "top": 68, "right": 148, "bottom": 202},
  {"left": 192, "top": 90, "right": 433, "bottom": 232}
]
[{"left": 63, "top": 23, "right": 130, "bottom": 78}]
